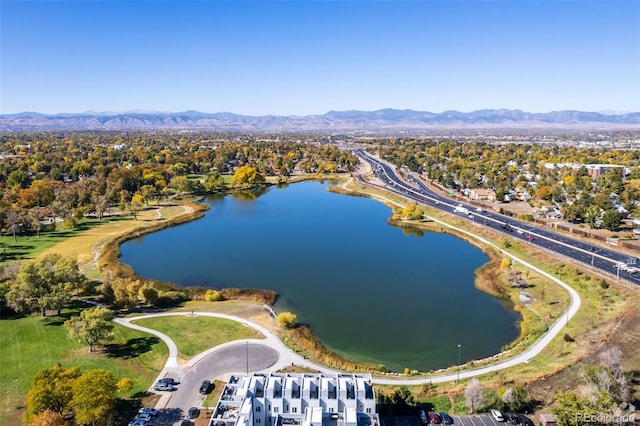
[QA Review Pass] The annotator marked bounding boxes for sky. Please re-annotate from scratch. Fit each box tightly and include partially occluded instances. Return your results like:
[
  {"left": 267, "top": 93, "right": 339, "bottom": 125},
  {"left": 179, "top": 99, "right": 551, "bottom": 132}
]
[{"left": 1, "top": 1, "right": 639, "bottom": 115}]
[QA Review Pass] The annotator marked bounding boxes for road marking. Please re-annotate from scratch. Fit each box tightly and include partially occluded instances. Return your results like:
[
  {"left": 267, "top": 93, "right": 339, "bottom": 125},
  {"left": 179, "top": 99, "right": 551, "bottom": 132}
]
[{"left": 454, "top": 415, "right": 467, "bottom": 426}]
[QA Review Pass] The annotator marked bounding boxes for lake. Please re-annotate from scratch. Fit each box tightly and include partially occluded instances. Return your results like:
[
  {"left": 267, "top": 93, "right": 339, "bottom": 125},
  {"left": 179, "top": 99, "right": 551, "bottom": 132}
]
[{"left": 120, "top": 181, "right": 520, "bottom": 372}]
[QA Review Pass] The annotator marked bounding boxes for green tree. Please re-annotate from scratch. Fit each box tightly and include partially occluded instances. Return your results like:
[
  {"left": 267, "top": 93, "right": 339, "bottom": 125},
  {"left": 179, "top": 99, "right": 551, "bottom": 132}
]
[
  {"left": 7, "top": 254, "right": 86, "bottom": 316},
  {"left": 601, "top": 209, "right": 621, "bottom": 231},
  {"left": 7, "top": 169, "right": 30, "bottom": 189},
  {"left": 71, "top": 369, "right": 117, "bottom": 426},
  {"left": 552, "top": 390, "right": 614, "bottom": 426},
  {"left": 139, "top": 284, "right": 159, "bottom": 306},
  {"left": 65, "top": 307, "right": 114, "bottom": 352},
  {"left": 276, "top": 311, "right": 297, "bottom": 329},
  {"left": 169, "top": 175, "right": 192, "bottom": 194},
  {"left": 139, "top": 184, "right": 156, "bottom": 206},
  {"left": 205, "top": 172, "right": 225, "bottom": 191}
]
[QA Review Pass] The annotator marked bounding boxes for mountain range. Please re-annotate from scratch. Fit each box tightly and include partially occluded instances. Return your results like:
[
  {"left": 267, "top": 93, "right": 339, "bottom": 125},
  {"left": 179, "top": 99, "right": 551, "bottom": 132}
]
[{"left": 1, "top": 109, "right": 639, "bottom": 132}]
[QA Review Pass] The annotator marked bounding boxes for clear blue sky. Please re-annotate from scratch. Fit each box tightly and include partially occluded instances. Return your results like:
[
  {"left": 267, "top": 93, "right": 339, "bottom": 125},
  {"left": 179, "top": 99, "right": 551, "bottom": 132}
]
[{"left": 1, "top": 1, "right": 639, "bottom": 115}]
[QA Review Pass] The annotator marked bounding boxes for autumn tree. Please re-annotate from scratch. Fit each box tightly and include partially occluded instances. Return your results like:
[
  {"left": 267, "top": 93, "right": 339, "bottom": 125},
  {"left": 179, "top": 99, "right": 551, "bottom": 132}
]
[
  {"left": 26, "top": 364, "right": 82, "bottom": 416},
  {"left": 205, "top": 172, "right": 225, "bottom": 191},
  {"left": 276, "top": 311, "right": 297, "bottom": 329},
  {"left": 71, "top": 369, "right": 117, "bottom": 426},
  {"left": 128, "top": 193, "right": 145, "bottom": 220},
  {"left": 65, "top": 307, "right": 114, "bottom": 352},
  {"left": 402, "top": 204, "right": 423, "bottom": 220},
  {"left": 231, "top": 165, "right": 265, "bottom": 187},
  {"left": 27, "top": 409, "right": 67, "bottom": 426},
  {"left": 107, "top": 276, "right": 142, "bottom": 308}
]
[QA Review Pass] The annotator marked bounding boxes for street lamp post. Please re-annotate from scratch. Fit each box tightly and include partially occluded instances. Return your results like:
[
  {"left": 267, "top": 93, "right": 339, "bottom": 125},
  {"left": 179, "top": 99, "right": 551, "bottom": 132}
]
[
  {"left": 246, "top": 341, "right": 249, "bottom": 375},
  {"left": 456, "top": 344, "right": 462, "bottom": 383}
]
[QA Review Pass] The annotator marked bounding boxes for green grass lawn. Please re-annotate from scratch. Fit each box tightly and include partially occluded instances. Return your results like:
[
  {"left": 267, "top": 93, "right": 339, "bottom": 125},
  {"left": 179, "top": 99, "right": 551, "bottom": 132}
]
[
  {"left": 0, "top": 305, "right": 167, "bottom": 425},
  {"left": 134, "top": 316, "right": 264, "bottom": 361}
]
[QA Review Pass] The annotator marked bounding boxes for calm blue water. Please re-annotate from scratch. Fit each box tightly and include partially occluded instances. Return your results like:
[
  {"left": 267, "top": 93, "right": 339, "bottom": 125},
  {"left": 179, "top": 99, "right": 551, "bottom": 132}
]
[{"left": 121, "top": 181, "right": 519, "bottom": 372}]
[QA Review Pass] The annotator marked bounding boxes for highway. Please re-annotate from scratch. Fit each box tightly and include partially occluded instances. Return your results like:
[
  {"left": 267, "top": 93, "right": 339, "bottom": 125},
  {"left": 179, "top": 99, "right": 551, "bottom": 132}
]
[{"left": 353, "top": 149, "right": 640, "bottom": 287}]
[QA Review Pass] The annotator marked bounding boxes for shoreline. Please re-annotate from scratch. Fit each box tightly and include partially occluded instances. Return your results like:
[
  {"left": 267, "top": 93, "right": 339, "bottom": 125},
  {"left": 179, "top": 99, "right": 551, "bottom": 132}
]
[{"left": 101, "top": 178, "right": 537, "bottom": 373}]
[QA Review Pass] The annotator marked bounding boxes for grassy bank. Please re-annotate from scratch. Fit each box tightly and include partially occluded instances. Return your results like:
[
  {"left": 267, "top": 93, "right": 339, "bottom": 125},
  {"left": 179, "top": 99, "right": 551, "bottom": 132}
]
[
  {"left": 133, "top": 316, "right": 264, "bottom": 362},
  {"left": 0, "top": 304, "right": 167, "bottom": 425},
  {"left": 338, "top": 177, "right": 637, "bottom": 403}
]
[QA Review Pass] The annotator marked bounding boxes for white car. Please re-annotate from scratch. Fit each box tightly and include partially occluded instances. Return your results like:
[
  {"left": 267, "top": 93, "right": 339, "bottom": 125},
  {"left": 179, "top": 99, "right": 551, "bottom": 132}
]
[{"left": 491, "top": 409, "right": 505, "bottom": 422}]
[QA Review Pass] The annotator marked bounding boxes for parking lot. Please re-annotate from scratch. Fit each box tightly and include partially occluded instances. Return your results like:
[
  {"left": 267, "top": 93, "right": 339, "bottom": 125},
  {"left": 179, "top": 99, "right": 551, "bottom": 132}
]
[{"left": 383, "top": 414, "right": 535, "bottom": 426}]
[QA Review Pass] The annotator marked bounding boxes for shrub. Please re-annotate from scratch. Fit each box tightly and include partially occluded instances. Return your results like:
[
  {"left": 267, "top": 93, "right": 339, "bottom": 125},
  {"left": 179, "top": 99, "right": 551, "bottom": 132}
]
[
  {"left": 156, "top": 291, "right": 188, "bottom": 307},
  {"left": 276, "top": 312, "right": 297, "bottom": 329},
  {"left": 500, "top": 258, "right": 512, "bottom": 269},
  {"left": 204, "top": 290, "right": 223, "bottom": 302},
  {"left": 599, "top": 279, "right": 609, "bottom": 289}
]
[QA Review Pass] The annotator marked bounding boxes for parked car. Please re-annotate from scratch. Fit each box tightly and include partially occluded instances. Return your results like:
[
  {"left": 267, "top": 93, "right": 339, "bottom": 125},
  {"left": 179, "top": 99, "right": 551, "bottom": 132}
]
[
  {"left": 128, "top": 420, "right": 146, "bottom": 426},
  {"left": 135, "top": 413, "right": 151, "bottom": 423},
  {"left": 180, "top": 420, "right": 193, "bottom": 426},
  {"left": 491, "top": 409, "right": 505, "bottom": 422},
  {"left": 187, "top": 407, "right": 200, "bottom": 419},
  {"left": 428, "top": 411, "right": 442, "bottom": 424},
  {"left": 138, "top": 407, "right": 158, "bottom": 416},
  {"left": 153, "top": 382, "right": 175, "bottom": 391},
  {"left": 439, "top": 412, "right": 453, "bottom": 425},
  {"left": 199, "top": 380, "right": 211, "bottom": 395},
  {"left": 158, "top": 377, "right": 179, "bottom": 385},
  {"left": 505, "top": 413, "right": 519, "bottom": 424},
  {"left": 418, "top": 410, "right": 428, "bottom": 425},
  {"left": 517, "top": 414, "right": 535, "bottom": 426}
]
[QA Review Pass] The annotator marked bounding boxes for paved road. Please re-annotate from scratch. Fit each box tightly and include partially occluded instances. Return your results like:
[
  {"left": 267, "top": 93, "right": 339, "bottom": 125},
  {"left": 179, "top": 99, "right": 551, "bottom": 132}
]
[
  {"left": 353, "top": 149, "right": 639, "bottom": 287},
  {"left": 158, "top": 343, "right": 279, "bottom": 425}
]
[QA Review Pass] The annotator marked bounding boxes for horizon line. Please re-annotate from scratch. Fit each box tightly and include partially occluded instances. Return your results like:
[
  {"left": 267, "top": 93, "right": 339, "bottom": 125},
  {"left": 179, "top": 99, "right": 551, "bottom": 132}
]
[{"left": 2, "top": 108, "right": 638, "bottom": 117}]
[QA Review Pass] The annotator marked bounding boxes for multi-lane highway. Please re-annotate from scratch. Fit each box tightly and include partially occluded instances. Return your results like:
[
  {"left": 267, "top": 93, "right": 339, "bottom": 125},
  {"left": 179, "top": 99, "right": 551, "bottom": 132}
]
[{"left": 353, "top": 149, "right": 640, "bottom": 287}]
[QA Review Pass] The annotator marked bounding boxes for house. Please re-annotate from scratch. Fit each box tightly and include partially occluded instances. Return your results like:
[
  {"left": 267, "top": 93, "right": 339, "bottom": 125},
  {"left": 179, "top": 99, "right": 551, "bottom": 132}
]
[
  {"left": 469, "top": 189, "right": 496, "bottom": 202},
  {"left": 209, "top": 373, "right": 379, "bottom": 426}
]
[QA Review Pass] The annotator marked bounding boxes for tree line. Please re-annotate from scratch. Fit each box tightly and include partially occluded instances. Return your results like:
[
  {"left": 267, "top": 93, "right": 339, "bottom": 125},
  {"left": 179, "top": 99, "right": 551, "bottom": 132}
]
[
  {"left": 0, "top": 132, "right": 358, "bottom": 240},
  {"left": 368, "top": 140, "right": 640, "bottom": 231}
]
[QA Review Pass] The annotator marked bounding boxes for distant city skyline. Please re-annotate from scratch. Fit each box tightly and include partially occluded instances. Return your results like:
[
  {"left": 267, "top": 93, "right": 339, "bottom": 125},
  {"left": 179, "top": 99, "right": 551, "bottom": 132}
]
[{"left": 1, "top": 1, "right": 639, "bottom": 115}]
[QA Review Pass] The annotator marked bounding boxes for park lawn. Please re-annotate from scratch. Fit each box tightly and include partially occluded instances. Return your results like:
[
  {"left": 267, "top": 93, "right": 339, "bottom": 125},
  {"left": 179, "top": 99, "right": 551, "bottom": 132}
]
[
  {"left": 0, "top": 217, "right": 126, "bottom": 266},
  {"left": 165, "top": 300, "right": 278, "bottom": 333},
  {"left": 0, "top": 203, "right": 190, "bottom": 281},
  {"left": 134, "top": 316, "right": 264, "bottom": 362},
  {"left": 0, "top": 308, "right": 167, "bottom": 425}
]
